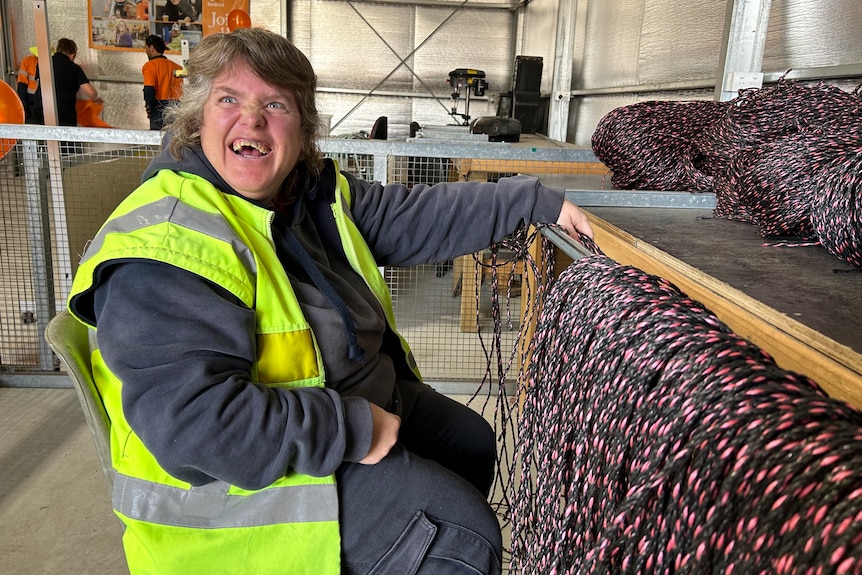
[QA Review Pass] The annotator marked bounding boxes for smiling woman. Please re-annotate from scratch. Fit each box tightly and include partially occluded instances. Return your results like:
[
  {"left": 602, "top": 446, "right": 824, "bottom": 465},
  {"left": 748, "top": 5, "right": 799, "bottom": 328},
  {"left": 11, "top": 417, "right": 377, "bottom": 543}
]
[
  {"left": 64, "top": 27, "right": 594, "bottom": 575},
  {"left": 164, "top": 28, "right": 321, "bottom": 206},
  {"left": 199, "top": 67, "right": 301, "bottom": 203}
]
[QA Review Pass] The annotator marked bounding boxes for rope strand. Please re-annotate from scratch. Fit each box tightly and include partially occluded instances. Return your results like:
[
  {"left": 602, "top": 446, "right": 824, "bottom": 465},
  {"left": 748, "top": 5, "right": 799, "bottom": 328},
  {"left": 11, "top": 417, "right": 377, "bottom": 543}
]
[{"left": 476, "top": 245, "right": 862, "bottom": 573}]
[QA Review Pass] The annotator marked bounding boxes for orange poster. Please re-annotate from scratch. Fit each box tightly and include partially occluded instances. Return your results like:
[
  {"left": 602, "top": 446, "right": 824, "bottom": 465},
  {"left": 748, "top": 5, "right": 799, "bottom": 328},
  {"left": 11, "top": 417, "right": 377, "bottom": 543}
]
[
  {"left": 202, "top": 0, "right": 251, "bottom": 36},
  {"left": 89, "top": 0, "right": 251, "bottom": 52}
]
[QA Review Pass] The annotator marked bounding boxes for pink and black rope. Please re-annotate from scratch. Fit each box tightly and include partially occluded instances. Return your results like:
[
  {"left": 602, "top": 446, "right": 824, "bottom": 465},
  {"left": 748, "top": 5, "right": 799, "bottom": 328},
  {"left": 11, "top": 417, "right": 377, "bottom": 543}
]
[
  {"left": 507, "top": 255, "right": 862, "bottom": 574},
  {"left": 590, "top": 76, "right": 862, "bottom": 270}
]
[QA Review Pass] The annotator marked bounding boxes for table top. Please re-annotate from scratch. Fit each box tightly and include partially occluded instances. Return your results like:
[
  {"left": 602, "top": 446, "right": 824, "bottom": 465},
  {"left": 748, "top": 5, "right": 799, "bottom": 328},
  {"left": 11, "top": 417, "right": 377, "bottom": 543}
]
[
  {"left": 536, "top": 172, "right": 861, "bottom": 405},
  {"left": 542, "top": 174, "right": 860, "bottom": 356},
  {"left": 582, "top": 205, "right": 862, "bottom": 356}
]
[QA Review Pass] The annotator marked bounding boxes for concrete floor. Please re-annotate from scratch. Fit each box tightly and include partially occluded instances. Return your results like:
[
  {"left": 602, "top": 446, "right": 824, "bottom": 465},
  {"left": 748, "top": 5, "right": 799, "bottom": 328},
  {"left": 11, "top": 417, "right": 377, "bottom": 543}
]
[
  {"left": 0, "top": 240, "right": 520, "bottom": 573},
  {"left": 0, "top": 386, "right": 512, "bottom": 574},
  {"left": 0, "top": 387, "right": 128, "bottom": 575}
]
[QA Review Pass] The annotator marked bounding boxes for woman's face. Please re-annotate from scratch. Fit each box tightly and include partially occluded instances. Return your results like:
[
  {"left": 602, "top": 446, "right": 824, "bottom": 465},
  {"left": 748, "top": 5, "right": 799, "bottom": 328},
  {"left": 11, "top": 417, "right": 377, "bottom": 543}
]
[{"left": 200, "top": 64, "right": 303, "bottom": 204}]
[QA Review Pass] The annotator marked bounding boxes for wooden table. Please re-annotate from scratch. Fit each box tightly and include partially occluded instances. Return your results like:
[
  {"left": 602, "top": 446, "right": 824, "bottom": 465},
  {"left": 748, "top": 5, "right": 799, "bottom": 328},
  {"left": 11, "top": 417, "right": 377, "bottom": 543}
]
[{"left": 539, "top": 174, "right": 862, "bottom": 409}]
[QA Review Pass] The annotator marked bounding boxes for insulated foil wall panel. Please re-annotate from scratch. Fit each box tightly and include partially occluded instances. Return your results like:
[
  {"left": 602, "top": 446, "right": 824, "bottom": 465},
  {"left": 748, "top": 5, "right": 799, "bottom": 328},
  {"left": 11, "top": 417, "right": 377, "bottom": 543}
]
[
  {"left": 308, "top": 1, "right": 417, "bottom": 92},
  {"left": 568, "top": 0, "right": 862, "bottom": 147},
  {"left": 317, "top": 92, "right": 418, "bottom": 141},
  {"left": 579, "top": 0, "right": 645, "bottom": 89},
  {"left": 411, "top": 7, "right": 513, "bottom": 111},
  {"left": 637, "top": 1, "right": 726, "bottom": 83},
  {"left": 763, "top": 0, "right": 862, "bottom": 71},
  {"left": 518, "top": 0, "right": 560, "bottom": 94},
  {"left": 299, "top": 1, "right": 512, "bottom": 138},
  {"left": 580, "top": 0, "right": 725, "bottom": 89}
]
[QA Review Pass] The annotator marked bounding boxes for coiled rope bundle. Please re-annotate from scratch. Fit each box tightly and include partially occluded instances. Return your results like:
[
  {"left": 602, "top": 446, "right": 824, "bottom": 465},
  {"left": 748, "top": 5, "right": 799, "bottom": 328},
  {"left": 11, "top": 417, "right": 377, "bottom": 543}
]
[
  {"left": 697, "top": 78, "right": 862, "bottom": 184},
  {"left": 715, "top": 128, "right": 862, "bottom": 269},
  {"left": 508, "top": 254, "right": 862, "bottom": 574},
  {"left": 591, "top": 100, "right": 729, "bottom": 192},
  {"left": 808, "top": 134, "right": 862, "bottom": 270},
  {"left": 589, "top": 79, "right": 862, "bottom": 269},
  {"left": 715, "top": 132, "right": 821, "bottom": 238},
  {"left": 704, "top": 80, "right": 862, "bottom": 253}
]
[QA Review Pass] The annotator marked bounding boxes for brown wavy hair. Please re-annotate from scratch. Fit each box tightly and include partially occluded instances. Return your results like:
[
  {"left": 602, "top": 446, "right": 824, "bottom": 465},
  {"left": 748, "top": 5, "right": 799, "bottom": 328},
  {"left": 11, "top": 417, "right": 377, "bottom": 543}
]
[{"left": 164, "top": 28, "right": 324, "bottom": 193}]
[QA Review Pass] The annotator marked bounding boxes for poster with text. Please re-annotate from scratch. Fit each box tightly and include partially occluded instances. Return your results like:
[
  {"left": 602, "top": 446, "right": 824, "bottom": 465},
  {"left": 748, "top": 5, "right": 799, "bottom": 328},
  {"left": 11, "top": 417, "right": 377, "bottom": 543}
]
[{"left": 89, "top": 0, "right": 250, "bottom": 53}]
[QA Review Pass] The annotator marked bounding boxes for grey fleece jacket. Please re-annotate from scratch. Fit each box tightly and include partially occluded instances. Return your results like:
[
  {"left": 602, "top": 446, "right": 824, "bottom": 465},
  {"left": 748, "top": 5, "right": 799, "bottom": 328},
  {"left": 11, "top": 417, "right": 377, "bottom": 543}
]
[{"left": 73, "top": 145, "right": 564, "bottom": 491}]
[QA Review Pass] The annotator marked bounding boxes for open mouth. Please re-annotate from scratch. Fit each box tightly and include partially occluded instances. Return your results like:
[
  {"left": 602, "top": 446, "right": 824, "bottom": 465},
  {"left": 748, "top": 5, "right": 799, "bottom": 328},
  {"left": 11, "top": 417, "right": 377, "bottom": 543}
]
[{"left": 231, "top": 139, "right": 271, "bottom": 157}]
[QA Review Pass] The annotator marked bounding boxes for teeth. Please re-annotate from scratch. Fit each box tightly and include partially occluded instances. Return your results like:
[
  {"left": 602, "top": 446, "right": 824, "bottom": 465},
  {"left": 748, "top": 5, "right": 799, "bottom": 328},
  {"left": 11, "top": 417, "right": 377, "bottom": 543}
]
[{"left": 231, "top": 139, "right": 271, "bottom": 155}]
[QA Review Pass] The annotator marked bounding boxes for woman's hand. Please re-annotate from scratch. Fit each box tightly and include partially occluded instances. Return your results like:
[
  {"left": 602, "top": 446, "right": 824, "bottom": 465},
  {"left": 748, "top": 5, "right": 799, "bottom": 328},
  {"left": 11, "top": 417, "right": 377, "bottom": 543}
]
[
  {"left": 557, "top": 199, "right": 594, "bottom": 239},
  {"left": 359, "top": 403, "right": 400, "bottom": 465}
]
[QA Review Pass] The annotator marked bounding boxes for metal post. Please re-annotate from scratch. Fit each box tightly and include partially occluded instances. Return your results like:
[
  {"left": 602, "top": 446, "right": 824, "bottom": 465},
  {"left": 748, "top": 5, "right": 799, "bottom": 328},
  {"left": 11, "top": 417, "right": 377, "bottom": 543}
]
[
  {"left": 548, "top": 0, "right": 577, "bottom": 142},
  {"left": 33, "top": 0, "right": 57, "bottom": 127},
  {"left": 373, "top": 153, "right": 388, "bottom": 185},
  {"left": 714, "top": 0, "right": 773, "bottom": 102},
  {"left": 23, "top": 139, "right": 58, "bottom": 370},
  {"left": 32, "top": 0, "right": 68, "bottom": 368},
  {"left": 32, "top": 0, "right": 71, "bottom": 302}
]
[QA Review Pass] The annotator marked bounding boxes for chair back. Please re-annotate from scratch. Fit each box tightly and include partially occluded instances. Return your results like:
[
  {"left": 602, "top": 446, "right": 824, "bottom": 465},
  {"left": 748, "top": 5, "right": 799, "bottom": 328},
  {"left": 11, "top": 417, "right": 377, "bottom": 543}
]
[
  {"left": 370, "top": 116, "right": 388, "bottom": 140},
  {"left": 45, "top": 310, "right": 115, "bottom": 490}
]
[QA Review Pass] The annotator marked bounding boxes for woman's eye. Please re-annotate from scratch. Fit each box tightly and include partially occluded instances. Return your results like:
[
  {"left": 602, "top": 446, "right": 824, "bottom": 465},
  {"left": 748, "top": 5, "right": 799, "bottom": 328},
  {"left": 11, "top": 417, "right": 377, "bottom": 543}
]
[
  {"left": 219, "top": 96, "right": 237, "bottom": 104},
  {"left": 267, "top": 102, "right": 286, "bottom": 110}
]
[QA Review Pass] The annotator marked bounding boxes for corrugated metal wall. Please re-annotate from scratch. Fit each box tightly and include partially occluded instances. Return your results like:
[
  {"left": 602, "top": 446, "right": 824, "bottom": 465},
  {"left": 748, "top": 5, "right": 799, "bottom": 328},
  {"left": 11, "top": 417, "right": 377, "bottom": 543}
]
[
  {"left": 290, "top": 0, "right": 516, "bottom": 139},
  {"left": 2, "top": 0, "right": 518, "bottom": 138},
  {"left": 3, "top": 0, "right": 861, "bottom": 144},
  {"left": 519, "top": 0, "right": 862, "bottom": 146}
]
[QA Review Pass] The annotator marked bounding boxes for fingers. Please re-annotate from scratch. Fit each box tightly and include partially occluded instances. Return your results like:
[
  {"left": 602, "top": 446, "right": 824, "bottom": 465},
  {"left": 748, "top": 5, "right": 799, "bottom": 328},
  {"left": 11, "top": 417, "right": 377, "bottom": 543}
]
[
  {"left": 359, "top": 403, "right": 400, "bottom": 465},
  {"left": 557, "top": 200, "right": 594, "bottom": 239}
]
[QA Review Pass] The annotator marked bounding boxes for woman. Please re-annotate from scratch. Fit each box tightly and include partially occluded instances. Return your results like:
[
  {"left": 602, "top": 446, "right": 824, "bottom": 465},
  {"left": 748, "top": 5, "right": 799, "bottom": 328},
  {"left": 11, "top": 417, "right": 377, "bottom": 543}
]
[
  {"left": 115, "top": 20, "right": 133, "bottom": 48},
  {"left": 67, "top": 28, "right": 593, "bottom": 575}
]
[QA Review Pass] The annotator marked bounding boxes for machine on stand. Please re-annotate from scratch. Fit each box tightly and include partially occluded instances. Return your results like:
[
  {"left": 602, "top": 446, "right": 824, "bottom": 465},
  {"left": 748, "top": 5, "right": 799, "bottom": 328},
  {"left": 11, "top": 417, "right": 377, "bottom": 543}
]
[
  {"left": 447, "top": 68, "right": 488, "bottom": 126},
  {"left": 447, "top": 67, "right": 522, "bottom": 142},
  {"left": 414, "top": 67, "right": 520, "bottom": 142}
]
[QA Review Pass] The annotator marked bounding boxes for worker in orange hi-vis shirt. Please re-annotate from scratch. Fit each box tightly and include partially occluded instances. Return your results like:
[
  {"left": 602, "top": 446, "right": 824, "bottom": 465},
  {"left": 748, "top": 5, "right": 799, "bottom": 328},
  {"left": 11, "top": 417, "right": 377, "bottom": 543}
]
[
  {"left": 16, "top": 47, "right": 43, "bottom": 124},
  {"left": 142, "top": 34, "right": 183, "bottom": 131}
]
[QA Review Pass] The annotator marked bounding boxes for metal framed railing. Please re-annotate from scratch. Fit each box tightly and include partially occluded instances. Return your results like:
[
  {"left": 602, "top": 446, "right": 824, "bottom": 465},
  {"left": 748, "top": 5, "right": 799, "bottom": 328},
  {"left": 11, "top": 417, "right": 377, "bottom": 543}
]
[{"left": 0, "top": 123, "right": 602, "bottom": 388}]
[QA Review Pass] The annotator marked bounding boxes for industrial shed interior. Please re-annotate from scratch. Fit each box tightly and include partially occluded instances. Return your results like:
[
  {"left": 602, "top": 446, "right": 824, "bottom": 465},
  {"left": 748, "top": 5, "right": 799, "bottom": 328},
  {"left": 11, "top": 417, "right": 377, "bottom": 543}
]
[{"left": 1, "top": 0, "right": 861, "bottom": 573}]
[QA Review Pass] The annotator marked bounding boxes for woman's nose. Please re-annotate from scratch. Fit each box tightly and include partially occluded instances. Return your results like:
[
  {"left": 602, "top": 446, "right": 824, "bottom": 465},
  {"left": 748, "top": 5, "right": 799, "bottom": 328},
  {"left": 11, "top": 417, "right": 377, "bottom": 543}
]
[{"left": 239, "top": 105, "right": 264, "bottom": 127}]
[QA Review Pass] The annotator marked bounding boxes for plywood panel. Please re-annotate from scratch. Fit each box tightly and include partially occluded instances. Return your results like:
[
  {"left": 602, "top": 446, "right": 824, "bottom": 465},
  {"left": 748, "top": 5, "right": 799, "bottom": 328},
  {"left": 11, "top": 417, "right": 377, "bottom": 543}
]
[{"left": 585, "top": 210, "right": 862, "bottom": 409}]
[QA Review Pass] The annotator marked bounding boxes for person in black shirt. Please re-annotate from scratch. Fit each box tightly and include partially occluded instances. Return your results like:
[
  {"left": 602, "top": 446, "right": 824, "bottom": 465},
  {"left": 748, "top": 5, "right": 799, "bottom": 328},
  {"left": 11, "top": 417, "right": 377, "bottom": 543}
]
[
  {"left": 161, "top": 0, "right": 198, "bottom": 25},
  {"left": 51, "top": 38, "right": 101, "bottom": 126}
]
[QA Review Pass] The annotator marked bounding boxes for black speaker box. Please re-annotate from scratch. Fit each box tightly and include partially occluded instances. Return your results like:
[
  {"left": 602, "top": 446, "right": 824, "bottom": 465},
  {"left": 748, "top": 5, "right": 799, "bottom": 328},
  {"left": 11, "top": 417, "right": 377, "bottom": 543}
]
[{"left": 512, "top": 56, "right": 543, "bottom": 134}]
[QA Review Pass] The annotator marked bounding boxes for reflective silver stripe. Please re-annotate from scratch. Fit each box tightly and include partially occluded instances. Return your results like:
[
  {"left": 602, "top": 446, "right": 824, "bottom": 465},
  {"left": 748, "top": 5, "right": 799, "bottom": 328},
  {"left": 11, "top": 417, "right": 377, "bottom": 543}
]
[
  {"left": 80, "top": 197, "right": 257, "bottom": 277},
  {"left": 113, "top": 473, "right": 338, "bottom": 528}
]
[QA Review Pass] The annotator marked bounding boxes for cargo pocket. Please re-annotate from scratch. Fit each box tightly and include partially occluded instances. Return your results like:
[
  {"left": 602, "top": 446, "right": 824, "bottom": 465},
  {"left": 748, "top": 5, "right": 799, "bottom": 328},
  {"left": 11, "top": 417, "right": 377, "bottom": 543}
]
[{"left": 367, "top": 510, "right": 437, "bottom": 575}]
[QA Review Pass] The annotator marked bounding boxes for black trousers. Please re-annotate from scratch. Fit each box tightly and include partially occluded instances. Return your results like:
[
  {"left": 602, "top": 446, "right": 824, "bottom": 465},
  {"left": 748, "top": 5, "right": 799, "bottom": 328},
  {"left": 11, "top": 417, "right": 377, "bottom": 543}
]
[
  {"left": 149, "top": 100, "right": 177, "bottom": 131},
  {"left": 337, "top": 380, "right": 501, "bottom": 575}
]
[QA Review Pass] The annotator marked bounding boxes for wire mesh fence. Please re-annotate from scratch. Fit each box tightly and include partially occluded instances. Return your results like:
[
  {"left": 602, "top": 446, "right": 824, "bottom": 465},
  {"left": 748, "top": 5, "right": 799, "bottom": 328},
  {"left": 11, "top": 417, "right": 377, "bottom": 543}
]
[{"left": 0, "top": 125, "right": 601, "bottom": 388}]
